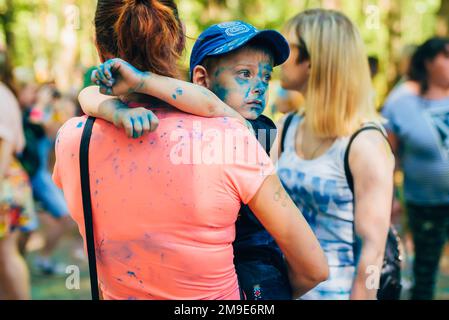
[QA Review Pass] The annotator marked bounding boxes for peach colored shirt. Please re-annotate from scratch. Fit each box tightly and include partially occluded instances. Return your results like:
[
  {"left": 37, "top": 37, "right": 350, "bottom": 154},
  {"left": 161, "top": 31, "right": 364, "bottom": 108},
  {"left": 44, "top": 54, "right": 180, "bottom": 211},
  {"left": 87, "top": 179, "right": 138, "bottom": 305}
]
[{"left": 53, "top": 106, "right": 274, "bottom": 300}]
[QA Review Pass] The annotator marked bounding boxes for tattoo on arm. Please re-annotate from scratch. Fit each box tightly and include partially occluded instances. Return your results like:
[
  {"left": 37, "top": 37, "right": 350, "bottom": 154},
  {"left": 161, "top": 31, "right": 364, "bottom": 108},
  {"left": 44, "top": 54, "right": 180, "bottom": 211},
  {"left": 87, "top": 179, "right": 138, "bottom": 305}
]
[{"left": 274, "top": 186, "right": 289, "bottom": 207}]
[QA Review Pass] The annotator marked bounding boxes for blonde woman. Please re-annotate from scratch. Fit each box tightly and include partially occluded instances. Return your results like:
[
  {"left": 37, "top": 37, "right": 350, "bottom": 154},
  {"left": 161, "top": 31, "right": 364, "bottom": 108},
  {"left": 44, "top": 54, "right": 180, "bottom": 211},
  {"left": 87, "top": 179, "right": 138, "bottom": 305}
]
[{"left": 273, "top": 9, "right": 395, "bottom": 299}]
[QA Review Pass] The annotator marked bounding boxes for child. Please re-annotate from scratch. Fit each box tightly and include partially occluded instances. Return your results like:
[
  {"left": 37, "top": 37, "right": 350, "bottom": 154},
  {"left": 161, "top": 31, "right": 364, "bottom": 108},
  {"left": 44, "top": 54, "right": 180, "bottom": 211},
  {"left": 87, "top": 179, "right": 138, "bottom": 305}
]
[{"left": 80, "top": 21, "right": 292, "bottom": 300}]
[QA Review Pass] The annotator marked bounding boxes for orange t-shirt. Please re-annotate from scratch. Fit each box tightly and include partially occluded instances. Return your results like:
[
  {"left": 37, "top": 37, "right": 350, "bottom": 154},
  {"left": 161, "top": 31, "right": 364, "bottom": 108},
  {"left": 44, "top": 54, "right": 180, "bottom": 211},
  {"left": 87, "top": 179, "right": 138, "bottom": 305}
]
[{"left": 53, "top": 106, "right": 274, "bottom": 300}]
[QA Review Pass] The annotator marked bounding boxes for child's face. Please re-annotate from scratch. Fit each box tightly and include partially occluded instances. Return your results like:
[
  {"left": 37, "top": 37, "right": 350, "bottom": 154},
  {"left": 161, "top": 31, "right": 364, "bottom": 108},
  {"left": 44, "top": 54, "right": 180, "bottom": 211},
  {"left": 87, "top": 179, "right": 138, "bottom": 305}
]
[{"left": 207, "top": 47, "right": 273, "bottom": 120}]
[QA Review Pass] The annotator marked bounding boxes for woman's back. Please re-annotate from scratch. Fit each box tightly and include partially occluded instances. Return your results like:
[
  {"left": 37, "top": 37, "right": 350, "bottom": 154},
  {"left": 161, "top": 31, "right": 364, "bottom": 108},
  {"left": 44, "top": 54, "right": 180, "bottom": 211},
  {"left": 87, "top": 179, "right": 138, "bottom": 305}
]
[{"left": 53, "top": 106, "right": 274, "bottom": 299}]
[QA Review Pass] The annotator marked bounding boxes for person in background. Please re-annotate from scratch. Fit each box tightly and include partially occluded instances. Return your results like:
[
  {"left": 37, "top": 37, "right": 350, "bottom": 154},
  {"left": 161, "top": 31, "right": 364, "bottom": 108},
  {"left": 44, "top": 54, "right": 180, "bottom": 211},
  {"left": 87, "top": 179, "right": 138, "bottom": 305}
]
[
  {"left": 368, "top": 56, "right": 380, "bottom": 79},
  {"left": 0, "top": 45, "right": 36, "bottom": 300},
  {"left": 18, "top": 83, "right": 76, "bottom": 275},
  {"left": 269, "top": 86, "right": 303, "bottom": 121},
  {"left": 274, "top": 9, "right": 394, "bottom": 300},
  {"left": 382, "top": 37, "right": 449, "bottom": 300}
]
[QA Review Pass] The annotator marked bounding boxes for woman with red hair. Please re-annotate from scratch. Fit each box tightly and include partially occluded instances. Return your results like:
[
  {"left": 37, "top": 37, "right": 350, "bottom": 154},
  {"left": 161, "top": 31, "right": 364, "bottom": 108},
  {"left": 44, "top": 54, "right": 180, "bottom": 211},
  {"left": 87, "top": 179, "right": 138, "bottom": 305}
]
[{"left": 53, "top": 0, "right": 327, "bottom": 300}]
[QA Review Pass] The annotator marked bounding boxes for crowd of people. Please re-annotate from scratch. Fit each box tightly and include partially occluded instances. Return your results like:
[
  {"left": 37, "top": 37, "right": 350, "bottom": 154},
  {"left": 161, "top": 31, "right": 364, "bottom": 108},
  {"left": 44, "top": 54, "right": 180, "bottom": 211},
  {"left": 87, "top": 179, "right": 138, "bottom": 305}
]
[
  {"left": 0, "top": 46, "right": 82, "bottom": 299},
  {"left": 0, "top": 0, "right": 448, "bottom": 300}
]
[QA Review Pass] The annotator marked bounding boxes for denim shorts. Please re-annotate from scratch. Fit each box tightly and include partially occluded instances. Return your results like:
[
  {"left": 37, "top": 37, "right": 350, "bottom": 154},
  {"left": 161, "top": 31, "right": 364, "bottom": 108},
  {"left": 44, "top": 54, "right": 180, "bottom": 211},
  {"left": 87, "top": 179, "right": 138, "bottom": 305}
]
[{"left": 31, "top": 169, "right": 69, "bottom": 218}]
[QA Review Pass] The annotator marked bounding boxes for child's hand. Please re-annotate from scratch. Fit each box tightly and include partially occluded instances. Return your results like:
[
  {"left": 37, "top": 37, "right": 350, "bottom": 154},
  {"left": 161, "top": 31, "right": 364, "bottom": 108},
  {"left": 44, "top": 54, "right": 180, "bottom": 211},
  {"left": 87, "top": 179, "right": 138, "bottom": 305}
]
[
  {"left": 113, "top": 106, "right": 159, "bottom": 138},
  {"left": 91, "top": 58, "right": 150, "bottom": 96}
]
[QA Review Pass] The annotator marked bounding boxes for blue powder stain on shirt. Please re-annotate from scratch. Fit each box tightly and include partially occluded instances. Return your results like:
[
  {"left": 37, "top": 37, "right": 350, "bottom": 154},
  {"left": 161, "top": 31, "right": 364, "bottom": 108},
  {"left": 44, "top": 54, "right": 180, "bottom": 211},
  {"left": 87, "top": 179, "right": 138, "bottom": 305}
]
[
  {"left": 127, "top": 271, "right": 137, "bottom": 278},
  {"left": 76, "top": 122, "right": 83, "bottom": 128}
]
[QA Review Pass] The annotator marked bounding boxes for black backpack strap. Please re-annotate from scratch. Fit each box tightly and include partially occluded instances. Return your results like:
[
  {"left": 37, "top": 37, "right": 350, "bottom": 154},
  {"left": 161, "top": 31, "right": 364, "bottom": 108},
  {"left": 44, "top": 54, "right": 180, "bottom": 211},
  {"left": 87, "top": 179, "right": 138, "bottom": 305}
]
[
  {"left": 345, "top": 125, "right": 389, "bottom": 265},
  {"left": 344, "top": 124, "right": 391, "bottom": 194},
  {"left": 344, "top": 124, "right": 401, "bottom": 300},
  {"left": 280, "top": 112, "right": 296, "bottom": 154},
  {"left": 79, "top": 116, "right": 99, "bottom": 300}
]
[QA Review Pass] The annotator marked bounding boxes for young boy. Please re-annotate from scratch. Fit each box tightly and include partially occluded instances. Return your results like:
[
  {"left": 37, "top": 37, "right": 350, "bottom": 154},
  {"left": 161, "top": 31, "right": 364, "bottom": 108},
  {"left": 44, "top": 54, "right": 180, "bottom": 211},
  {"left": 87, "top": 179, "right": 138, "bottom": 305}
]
[{"left": 81, "top": 21, "right": 292, "bottom": 300}]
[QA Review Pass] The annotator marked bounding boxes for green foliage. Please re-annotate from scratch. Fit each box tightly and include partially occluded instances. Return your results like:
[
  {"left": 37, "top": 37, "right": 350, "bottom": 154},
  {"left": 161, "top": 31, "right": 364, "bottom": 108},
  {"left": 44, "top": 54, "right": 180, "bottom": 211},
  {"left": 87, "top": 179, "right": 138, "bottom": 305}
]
[{"left": 1, "top": 0, "right": 448, "bottom": 101}]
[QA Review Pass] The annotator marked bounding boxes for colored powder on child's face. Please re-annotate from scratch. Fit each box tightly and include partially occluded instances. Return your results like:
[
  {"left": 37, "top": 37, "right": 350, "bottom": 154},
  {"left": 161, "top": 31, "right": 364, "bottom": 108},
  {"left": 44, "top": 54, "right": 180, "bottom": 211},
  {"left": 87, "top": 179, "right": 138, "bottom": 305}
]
[{"left": 207, "top": 48, "right": 273, "bottom": 120}]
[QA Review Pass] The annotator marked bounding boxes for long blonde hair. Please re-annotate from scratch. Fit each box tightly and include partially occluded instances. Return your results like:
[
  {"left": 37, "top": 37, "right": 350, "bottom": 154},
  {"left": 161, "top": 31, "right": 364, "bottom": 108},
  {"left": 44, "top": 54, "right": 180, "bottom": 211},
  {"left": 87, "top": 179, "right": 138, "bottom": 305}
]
[{"left": 285, "top": 9, "right": 380, "bottom": 138}]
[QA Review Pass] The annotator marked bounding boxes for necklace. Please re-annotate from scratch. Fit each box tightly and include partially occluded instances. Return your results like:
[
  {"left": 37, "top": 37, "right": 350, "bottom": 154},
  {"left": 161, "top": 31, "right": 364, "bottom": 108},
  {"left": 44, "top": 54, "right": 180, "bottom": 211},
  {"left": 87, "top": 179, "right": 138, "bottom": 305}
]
[
  {"left": 309, "top": 140, "right": 327, "bottom": 159},
  {"left": 300, "top": 123, "right": 335, "bottom": 160},
  {"left": 301, "top": 138, "right": 332, "bottom": 160}
]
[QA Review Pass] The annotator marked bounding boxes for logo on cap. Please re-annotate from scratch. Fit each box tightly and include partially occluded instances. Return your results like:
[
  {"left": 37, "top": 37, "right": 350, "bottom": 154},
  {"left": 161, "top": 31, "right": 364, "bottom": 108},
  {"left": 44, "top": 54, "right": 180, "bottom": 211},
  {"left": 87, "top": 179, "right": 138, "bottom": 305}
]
[
  {"left": 217, "top": 21, "right": 252, "bottom": 37},
  {"left": 217, "top": 22, "right": 241, "bottom": 29}
]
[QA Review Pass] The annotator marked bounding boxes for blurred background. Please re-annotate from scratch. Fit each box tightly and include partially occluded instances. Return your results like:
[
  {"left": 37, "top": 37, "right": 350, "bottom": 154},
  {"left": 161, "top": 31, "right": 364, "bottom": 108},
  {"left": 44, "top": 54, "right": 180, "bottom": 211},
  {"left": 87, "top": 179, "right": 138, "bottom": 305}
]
[
  {"left": 1, "top": 0, "right": 449, "bottom": 100},
  {"left": 1, "top": 0, "right": 449, "bottom": 300}
]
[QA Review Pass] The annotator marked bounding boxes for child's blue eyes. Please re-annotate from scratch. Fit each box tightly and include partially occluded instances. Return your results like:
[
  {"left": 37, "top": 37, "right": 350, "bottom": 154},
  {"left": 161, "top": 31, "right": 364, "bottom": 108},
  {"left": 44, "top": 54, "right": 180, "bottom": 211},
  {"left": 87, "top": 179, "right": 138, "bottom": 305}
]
[
  {"left": 237, "top": 70, "right": 272, "bottom": 82},
  {"left": 238, "top": 70, "right": 251, "bottom": 78}
]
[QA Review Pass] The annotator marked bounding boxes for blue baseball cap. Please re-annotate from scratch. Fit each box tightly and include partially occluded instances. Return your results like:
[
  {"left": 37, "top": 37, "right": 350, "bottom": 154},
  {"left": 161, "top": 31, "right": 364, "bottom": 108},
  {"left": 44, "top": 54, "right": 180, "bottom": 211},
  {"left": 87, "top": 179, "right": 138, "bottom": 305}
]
[{"left": 190, "top": 21, "right": 290, "bottom": 79}]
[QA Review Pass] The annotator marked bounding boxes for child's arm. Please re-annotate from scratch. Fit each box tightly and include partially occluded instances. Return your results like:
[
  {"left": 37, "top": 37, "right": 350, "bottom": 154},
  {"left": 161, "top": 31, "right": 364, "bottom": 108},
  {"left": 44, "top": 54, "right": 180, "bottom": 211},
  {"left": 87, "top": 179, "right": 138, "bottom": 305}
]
[
  {"left": 78, "top": 86, "right": 159, "bottom": 138},
  {"left": 92, "top": 58, "right": 252, "bottom": 130},
  {"left": 78, "top": 86, "right": 111, "bottom": 118}
]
